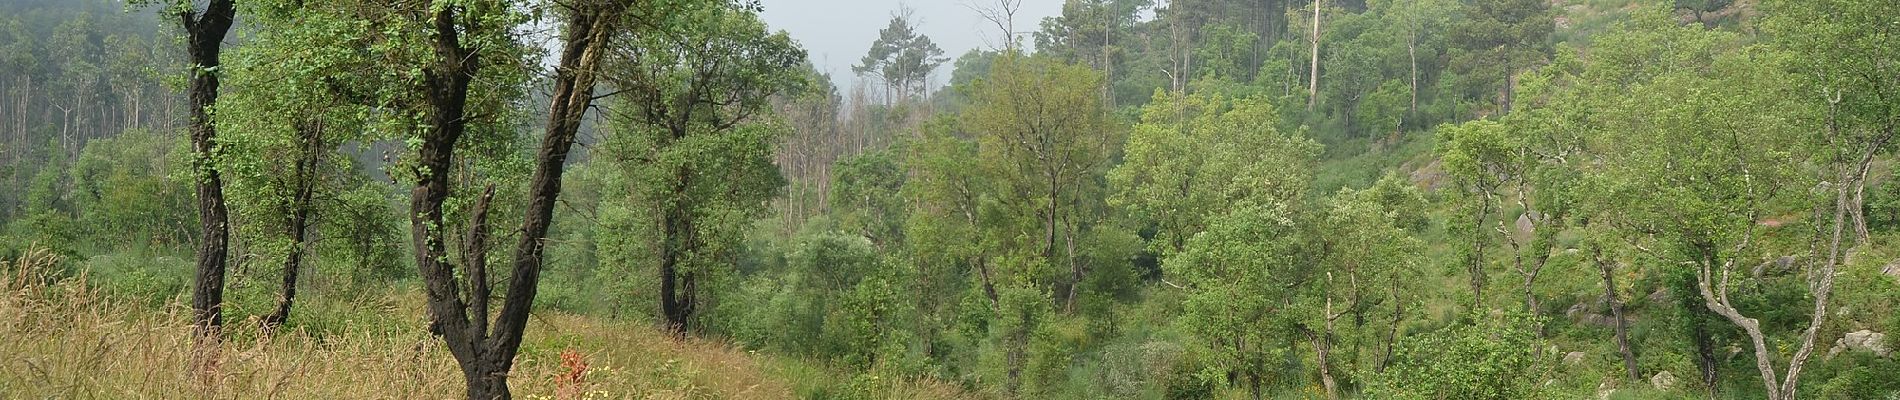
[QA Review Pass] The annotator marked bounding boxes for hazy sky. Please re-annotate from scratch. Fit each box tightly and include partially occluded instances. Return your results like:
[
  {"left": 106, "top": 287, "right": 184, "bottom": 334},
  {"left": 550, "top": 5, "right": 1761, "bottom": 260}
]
[{"left": 758, "top": 0, "right": 1068, "bottom": 89}]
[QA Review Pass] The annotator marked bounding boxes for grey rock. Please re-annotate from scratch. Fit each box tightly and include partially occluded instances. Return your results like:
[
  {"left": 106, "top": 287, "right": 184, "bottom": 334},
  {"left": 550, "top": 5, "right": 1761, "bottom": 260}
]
[
  {"left": 1564, "top": 351, "right": 1586, "bottom": 365},
  {"left": 1566, "top": 302, "right": 1588, "bottom": 319},
  {"left": 1646, "top": 288, "right": 1670, "bottom": 304},
  {"left": 1829, "top": 330, "right": 1891, "bottom": 358},
  {"left": 1650, "top": 371, "right": 1677, "bottom": 391},
  {"left": 1515, "top": 213, "right": 1536, "bottom": 237}
]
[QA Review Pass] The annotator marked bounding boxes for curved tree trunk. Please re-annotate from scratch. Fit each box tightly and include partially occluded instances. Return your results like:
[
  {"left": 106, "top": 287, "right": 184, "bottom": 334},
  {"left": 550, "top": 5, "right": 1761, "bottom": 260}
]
[{"left": 180, "top": 0, "right": 237, "bottom": 342}]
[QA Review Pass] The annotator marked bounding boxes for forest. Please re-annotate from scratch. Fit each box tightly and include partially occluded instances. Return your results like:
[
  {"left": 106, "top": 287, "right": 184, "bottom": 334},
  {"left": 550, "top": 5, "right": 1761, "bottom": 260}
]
[{"left": 0, "top": 0, "right": 1896, "bottom": 398}]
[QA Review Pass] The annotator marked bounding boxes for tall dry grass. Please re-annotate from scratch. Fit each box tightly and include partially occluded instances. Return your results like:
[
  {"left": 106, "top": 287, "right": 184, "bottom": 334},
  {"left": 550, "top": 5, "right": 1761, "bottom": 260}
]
[{"left": 0, "top": 247, "right": 807, "bottom": 399}]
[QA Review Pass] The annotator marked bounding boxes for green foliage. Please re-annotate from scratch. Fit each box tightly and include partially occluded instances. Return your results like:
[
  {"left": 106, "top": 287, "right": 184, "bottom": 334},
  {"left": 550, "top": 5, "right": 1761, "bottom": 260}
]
[
  {"left": 829, "top": 150, "right": 906, "bottom": 247},
  {"left": 80, "top": 248, "right": 191, "bottom": 306},
  {"left": 8, "top": 1, "right": 1900, "bottom": 399},
  {"left": 1110, "top": 87, "right": 1320, "bottom": 259},
  {"left": 1193, "top": 23, "right": 1258, "bottom": 81},
  {"left": 1166, "top": 202, "right": 1304, "bottom": 392},
  {"left": 1368, "top": 312, "right": 1547, "bottom": 399},
  {"left": 70, "top": 129, "right": 194, "bottom": 247},
  {"left": 1814, "top": 354, "right": 1900, "bottom": 400},
  {"left": 324, "top": 182, "right": 407, "bottom": 285},
  {"left": 854, "top": 11, "right": 946, "bottom": 101},
  {"left": 597, "top": 0, "right": 805, "bottom": 330}
]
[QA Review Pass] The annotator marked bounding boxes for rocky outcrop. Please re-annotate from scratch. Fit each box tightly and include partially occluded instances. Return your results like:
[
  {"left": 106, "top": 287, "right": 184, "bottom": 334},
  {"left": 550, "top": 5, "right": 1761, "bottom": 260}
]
[
  {"left": 1566, "top": 299, "right": 1619, "bottom": 327},
  {"left": 1828, "top": 330, "right": 1891, "bottom": 358}
]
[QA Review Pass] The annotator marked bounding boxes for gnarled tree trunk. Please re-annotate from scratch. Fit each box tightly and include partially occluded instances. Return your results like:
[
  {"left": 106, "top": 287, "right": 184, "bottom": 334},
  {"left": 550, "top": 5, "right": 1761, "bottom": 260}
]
[
  {"left": 406, "top": 2, "right": 626, "bottom": 399},
  {"left": 180, "top": 0, "right": 237, "bottom": 342}
]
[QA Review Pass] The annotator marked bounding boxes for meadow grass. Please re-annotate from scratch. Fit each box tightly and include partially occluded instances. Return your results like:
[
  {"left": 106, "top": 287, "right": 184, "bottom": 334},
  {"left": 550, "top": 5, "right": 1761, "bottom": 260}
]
[{"left": 0, "top": 248, "right": 974, "bottom": 399}]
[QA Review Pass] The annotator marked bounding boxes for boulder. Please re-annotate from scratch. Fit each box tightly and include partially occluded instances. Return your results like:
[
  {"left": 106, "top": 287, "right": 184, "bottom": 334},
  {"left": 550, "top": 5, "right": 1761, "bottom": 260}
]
[
  {"left": 1566, "top": 302, "right": 1587, "bottom": 319},
  {"left": 1753, "top": 256, "right": 1796, "bottom": 279},
  {"left": 1646, "top": 288, "right": 1670, "bottom": 304},
  {"left": 1828, "top": 330, "right": 1891, "bottom": 358},
  {"left": 1650, "top": 371, "right": 1677, "bottom": 391},
  {"left": 1515, "top": 213, "right": 1537, "bottom": 237},
  {"left": 1565, "top": 299, "right": 1618, "bottom": 327},
  {"left": 1563, "top": 351, "right": 1586, "bottom": 365}
]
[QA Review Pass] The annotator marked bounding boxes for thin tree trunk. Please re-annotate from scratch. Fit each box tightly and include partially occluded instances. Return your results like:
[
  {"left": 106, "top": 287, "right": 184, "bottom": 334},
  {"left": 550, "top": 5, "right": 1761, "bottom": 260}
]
[
  {"left": 1469, "top": 193, "right": 1491, "bottom": 306},
  {"left": 1774, "top": 168, "right": 1854, "bottom": 400},
  {"left": 1063, "top": 212, "right": 1081, "bottom": 313},
  {"left": 181, "top": 0, "right": 237, "bottom": 342},
  {"left": 263, "top": 121, "right": 325, "bottom": 331},
  {"left": 1317, "top": 313, "right": 1339, "bottom": 400},
  {"left": 1408, "top": 35, "right": 1418, "bottom": 116},
  {"left": 1847, "top": 126, "right": 1893, "bottom": 243},
  {"left": 1594, "top": 248, "right": 1639, "bottom": 381},
  {"left": 1379, "top": 275, "right": 1401, "bottom": 372},
  {"left": 1307, "top": 0, "right": 1322, "bottom": 111},
  {"left": 1694, "top": 319, "right": 1720, "bottom": 398}
]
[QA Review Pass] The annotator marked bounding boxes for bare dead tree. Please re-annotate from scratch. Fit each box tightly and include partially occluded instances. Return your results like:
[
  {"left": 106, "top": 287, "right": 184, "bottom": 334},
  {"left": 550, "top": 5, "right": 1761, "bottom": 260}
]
[{"left": 965, "top": 0, "right": 1022, "bottom": 51}]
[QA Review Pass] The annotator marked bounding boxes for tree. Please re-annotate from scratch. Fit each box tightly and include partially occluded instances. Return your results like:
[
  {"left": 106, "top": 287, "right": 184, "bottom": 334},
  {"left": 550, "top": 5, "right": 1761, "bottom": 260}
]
[
  {"left": 1373, "top": 0, "right": 1456, "bottom": 119},
  {"left": 1439, "top": 71, "right": 1583, "bottom": 320},
  {"left": 1109, "top": 87, "right": 1319, "bottom": 260},
  {"left": 1571, "top": 12, "right": 1843, "bottom": 399},
  {"left": 71, "top": 128, "right": 195, "bottom": 247},
  {"left": 962, "top": 53, "right": 1118, "bottom": 313},
  {"left": 1450, "top": 0, "right": 1551, "bottom": 115},
  {"left": 383, "top": 0, "right": 534, "bottom": 396},
  {"left": 1764, "top": 0, "right": 1900, "bottom": 245},
  {"left": 1507, "top": 10, "right": 1738, "bottom": 391},
  {"left": 1305, "top": 181, "right": 1425, "bottom": 399},
  {"left": 339, "top": 0, "right": 630, "bottom": 397},
  {"left": 829, "top": 150, "right": 906, "bottom": 248},
  {"left": 1436, "top": 119, "right": 1514, "bottom": 307},
  {"left": 1032, "top": 0, "right": 1150, "bottom": 103},
  {"left": 600, "top": 0, "right": 805, "bottom": 335},
  {"left": 218, "top": 0, "right": 385, "bottom": 330},
  {"left": 770, "top": 65, "right": 846, "bottom": 229},
  {"left": 152, "top": 0, "right": 236, "bottom": 341},
  {"left": 1166, "top": 202, "right": 1305, "bottom": 397},
  {"left": 1307, "top": 0, "right": 1324, "bottom": 111},
  {"left": 1674, "top": 0, "right": 1731, "bottom": 28},
  {"left": 854, "top": 8, "right": 947, "bottom": 104}
]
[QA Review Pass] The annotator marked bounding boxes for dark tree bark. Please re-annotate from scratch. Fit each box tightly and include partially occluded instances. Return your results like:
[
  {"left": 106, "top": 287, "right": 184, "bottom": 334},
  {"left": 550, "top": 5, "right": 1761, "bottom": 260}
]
[
  {"left": 404, "top": 2, "right": 626, "bottom": 399},
  {"left": 263, "top": 120, "right": 326, "bottom": 331},
  {"left": 659, "top": 166, "right": 696, "bottom": 336},
  {"left": 180, "top": 0, "right": 237, "bottom": 341},
  {"left": 1592, "top": 248, "right": 1640, "bottom": 382},
  {"left": 407, "top": 4, "right": 484, "bottom": 395}
]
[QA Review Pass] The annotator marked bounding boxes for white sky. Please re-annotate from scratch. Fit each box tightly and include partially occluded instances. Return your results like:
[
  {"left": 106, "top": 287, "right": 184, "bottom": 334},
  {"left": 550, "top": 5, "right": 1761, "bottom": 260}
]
[{"left": 758, "top": 0, "right": 1068, "bottom": 90}]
